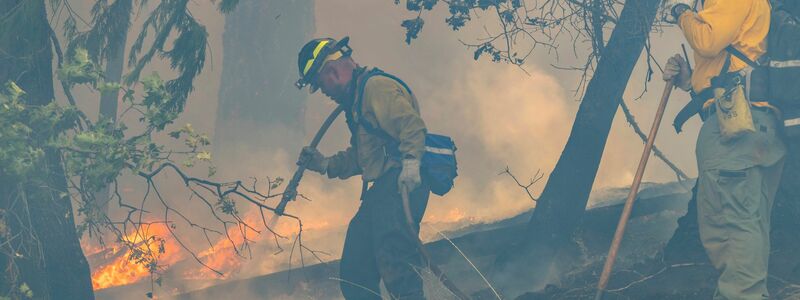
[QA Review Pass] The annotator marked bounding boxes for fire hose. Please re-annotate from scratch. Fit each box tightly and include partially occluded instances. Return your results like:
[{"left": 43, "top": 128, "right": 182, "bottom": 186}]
[
  {"left": 269, "top": 105, "right": 344, "bottom": 227},
  {"left": 400, "top": 185, "right": 471, "bottom": 300}
]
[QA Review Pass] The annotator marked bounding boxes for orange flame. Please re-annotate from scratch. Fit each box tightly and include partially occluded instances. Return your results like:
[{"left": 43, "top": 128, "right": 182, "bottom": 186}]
[
  {"left": 84, "top": 210, "right": 338, "bottom": 290},
  {"left": 88, "top": 224, "right": 182, "bottom": 290},
  {"left": 183, "top": 211, "right": 332, "bottom": 280}
]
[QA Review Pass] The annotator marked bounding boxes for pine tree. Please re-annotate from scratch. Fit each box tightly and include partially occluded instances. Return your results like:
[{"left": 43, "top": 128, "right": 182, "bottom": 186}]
[
  {"left": 0, "top": 1, "right": 248, "bottom": 298},
  {"left": 0, "top": 1, "right": 94, "bottom": 298}
]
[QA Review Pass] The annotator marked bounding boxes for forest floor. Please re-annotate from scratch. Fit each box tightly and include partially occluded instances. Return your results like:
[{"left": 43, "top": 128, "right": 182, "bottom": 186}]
[{"left": 97, "top": 180, "right": 800, "bottom": 299}]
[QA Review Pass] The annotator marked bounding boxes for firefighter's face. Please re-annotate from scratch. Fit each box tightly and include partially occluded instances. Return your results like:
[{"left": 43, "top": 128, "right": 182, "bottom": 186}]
[{"left": 315, "top": 59, "right": 353, "bottom": 104}]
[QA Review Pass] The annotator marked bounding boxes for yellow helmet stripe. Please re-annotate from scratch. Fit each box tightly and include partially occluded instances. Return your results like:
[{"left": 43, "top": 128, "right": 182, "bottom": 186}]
[{"left": 302, "top": 40, "right": 331, "bottom": 76}]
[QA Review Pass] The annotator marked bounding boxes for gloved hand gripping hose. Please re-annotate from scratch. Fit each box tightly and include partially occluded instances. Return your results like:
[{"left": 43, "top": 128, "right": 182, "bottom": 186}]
[{"left": 269, "top": 106, "right": 344, "bottom": 227}]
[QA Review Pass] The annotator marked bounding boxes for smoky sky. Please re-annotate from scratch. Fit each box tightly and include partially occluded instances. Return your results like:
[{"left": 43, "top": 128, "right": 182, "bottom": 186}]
[{"left": 65, "top": 0, "right": 696, "bottom": 292}]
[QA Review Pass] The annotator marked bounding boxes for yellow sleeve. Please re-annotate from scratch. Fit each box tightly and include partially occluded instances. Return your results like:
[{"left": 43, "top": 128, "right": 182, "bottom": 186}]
[
  {"left": 363, "top": 76, "right": 427, "bottom": 160},
  {"left": 326, "top": 146, "right": 361, "bottom": 179},
  {"left": 678, "top": 0, "right": 751, "bottom": 57}
]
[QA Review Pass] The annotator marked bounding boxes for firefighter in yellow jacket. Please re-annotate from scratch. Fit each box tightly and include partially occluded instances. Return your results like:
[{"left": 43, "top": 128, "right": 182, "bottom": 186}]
[
  {"left": 663, "top": 1, "right": 786, "bottom": 299},
  {"left": 294, "top": 37, "right": 429, "bottom": 299}
]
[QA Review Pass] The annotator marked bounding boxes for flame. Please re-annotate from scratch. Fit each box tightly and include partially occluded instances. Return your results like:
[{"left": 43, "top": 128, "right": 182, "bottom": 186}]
[
  {"left": 83, "top": 209, "right": 336, "bottom": 291},
  {"left": 82, "top": 205, "right": 475, "bottom": 292},
  {"left": 183, "top": 211, "right": 331, "bottom": 280},
  {"left": 88, "top": 224, "right": 182, "bottom": 290},
  {"left": 80, "top": 237, "right": 105, "bottom": 257},
  {"left": 184, "top": 220, "right": 259, "bottom": 280}
]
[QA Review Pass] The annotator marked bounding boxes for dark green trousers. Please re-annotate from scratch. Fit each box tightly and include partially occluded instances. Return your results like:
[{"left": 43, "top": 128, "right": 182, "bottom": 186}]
[
  {"left": 339, "top": 169, "right": 430, "bottom": 300},
  {"left": 696, "top": 110, "right": 787, "bottom": 300}
]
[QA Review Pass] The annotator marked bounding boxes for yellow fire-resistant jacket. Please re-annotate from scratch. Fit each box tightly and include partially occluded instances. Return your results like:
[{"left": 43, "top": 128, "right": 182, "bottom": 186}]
[
  {"left": 679, "top": 0, "right": 785, "bottom": 173},
  {"left": 326, "top": 69, "right": 427, "bottom": 182},
  {"left": 678, "top": 0, "right": 770, "bottom": 94}
]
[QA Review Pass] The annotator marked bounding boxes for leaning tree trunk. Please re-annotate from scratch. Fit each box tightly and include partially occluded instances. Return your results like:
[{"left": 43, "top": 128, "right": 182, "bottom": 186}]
[
  {"left": 495, "top": 0, "right": 662, "bottom": 289},
  {"left": 0, "top": 1, "right": 95, "bottom": 299},
  {"left": 212, "top": 0, "right": 315, "bottom": 169},
  {"left": 95, "top": 1, "right": 132, "bottom": 213}
]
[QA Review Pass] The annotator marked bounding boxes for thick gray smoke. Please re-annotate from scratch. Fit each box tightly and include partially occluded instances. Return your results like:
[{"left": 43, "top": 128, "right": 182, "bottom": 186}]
[{"left": 82, "top": 0, "right": 698, "bottom": 297}]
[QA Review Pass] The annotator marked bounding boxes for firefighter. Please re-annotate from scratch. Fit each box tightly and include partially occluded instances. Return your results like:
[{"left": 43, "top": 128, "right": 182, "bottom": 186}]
[
  {"left": 663, "top": 1, "right": 787, "bottom": 299},
  {"left": 294, "top": 37, "right": 429, "bottom": 300}
]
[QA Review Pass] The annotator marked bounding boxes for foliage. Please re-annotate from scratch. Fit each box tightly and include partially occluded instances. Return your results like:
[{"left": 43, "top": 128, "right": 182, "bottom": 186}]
[
  {"left": 214, "top": 0, "right": 241, "bottom": 13},
  {"left": 61, "top": 0, "right": 233, "bottom": 122},
  {"left": 392, "top": 0, "right": 625, "bottom": 70},
  {"left": 1, "top": 2, "right": 319, "bottom": 297},
  {"left": 125, "top": 0, "right": 208, "bottom": 117},
  {"left": 0, "top": 82, "right": 80, "bottom": 182},
  {"left": 1, "top": 48, "right": 218, "bottom": 295},
  {"left": 57, "top": 48, "right": 103, "bottom": 87}
]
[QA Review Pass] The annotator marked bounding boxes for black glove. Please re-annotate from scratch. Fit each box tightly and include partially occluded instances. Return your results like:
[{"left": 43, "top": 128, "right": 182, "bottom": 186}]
[
  {"left": 297, "top": 146, "right": 328, "bottom": 174},
  {"left": 662, "top": 0, "right": 694, "bottom": 24}
]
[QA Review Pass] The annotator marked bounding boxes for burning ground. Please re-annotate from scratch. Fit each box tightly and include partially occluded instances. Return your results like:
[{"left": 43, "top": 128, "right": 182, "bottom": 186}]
[
  {"left": 82, "top": 182, "right": 484, "bottom": 298},
  {"left": 91, "top": 180, "right": 800, "bottom": 299},
  {"left": 89, "top": 181, "right": 696, "bottom": 299}
]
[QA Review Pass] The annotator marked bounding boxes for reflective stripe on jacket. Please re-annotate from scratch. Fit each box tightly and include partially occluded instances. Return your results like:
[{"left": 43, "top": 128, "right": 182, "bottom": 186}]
[{"left": 326, "top": 70, "right": 427, "bottom": 181}]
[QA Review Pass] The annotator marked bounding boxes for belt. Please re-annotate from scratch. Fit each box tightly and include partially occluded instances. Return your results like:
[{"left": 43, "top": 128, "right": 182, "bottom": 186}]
[{"left": 674, "top": 71, "right": 756, "bottom": 132}]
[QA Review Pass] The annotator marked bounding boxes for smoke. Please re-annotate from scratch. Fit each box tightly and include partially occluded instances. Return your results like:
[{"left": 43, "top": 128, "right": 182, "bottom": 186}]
[
  {"left": 421, "top": 62, "right": 571, "bottom": 222},
  {"left": 83, "top": 0, "right": 703, "bottom": 297}
]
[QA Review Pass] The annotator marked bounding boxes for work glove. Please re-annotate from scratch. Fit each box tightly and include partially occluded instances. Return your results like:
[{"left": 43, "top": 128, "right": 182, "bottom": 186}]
[
  {"left": 297, "top": 146, "right": 329, "bottom": 174},
  {"left": 662, "top": 0, "right": 694, "bottom": 24},
  {"left": 663, "top": 54, "right": 692, "bottom": 91},
  {"left": 398, "top": 158, "right": 421, "bottom": 193}
]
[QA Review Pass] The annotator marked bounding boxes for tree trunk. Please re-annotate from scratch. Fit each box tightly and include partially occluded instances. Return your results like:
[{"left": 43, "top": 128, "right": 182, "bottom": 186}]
[
  {"left": 494, "top": 0, "right": 662, "bottom": 288},
  {"left": 213, "top": 0, "right": 315, "bottom": 169},
  {"left": 95, "top": 4, "right": 131, "bottom": 213},
  {"left": 0, "top": 1, "right": 95, "bottom": 299}
]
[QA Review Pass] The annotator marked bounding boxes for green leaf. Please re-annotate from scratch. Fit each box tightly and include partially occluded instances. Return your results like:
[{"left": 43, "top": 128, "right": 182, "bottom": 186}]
[
  {"left": 6, "top": 82, "right": 25, "bottom": 99},
  {"left": 141, "top": 73, "right": 164, "bottom": 91},
  {"left": 182, "top": 158, "right": 194, "bottom": 168},
  {"left": 98, "top": 82, "right": 122, "bottom": 93},
  {"left": 208, "top": 166, "right": 217, "bottom": 177},
  {"left": 19, "top": 282, "right": 33, "bottom": 298},
  {"left": 57, "top": 48, "right": 102, "bottom": 86},
  {"left": 182, "top": 123, "right": 194, "bottom": 134},
  {"left": 195, "top": 151, "right": 211, "bottom": 161},
  {"left": 122, "top": 89, "right": 135, "bottom": 103}
]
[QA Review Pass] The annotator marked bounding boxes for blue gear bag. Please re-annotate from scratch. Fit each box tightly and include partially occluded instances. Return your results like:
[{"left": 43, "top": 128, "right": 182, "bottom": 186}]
[{"left": 354, "top": 68, "right": 458, "bottom": 196}]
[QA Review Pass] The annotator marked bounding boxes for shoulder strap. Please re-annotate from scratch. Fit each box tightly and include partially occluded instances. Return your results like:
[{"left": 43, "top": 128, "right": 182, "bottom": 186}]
[
  {"left": 725, "top": 45, "right": 760, "bottom": 68},
  {"left": 720, "top": 51, "right": 733, "bottom": 77},
  {"left": 354, "top": 68, "right": 413, "bottom": 142}
]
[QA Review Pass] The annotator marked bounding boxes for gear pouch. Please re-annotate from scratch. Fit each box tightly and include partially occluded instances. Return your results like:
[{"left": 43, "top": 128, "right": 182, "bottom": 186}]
[{"left": 714, "top": 83, "right": 755, "bottom": 141}]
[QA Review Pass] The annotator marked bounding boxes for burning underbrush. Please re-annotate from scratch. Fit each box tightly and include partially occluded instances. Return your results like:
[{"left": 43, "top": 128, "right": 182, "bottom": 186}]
[
  {"left": 83, "top": 210, "right": 325, "bottom": 291},
  {"left": 83, "top": 204, "right": 485, "bottom": 296},
  {"left": 87, "top": 223, "right": 183, "bottom": 290}
]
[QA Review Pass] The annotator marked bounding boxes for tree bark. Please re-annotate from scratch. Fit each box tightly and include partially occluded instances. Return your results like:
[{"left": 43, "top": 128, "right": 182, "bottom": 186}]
[
  {"left": 0, "top": 1, "right": 95, "bottom": 299},
  {"left": 494, "top": 0, "right": 662, "bottom": 288}
]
